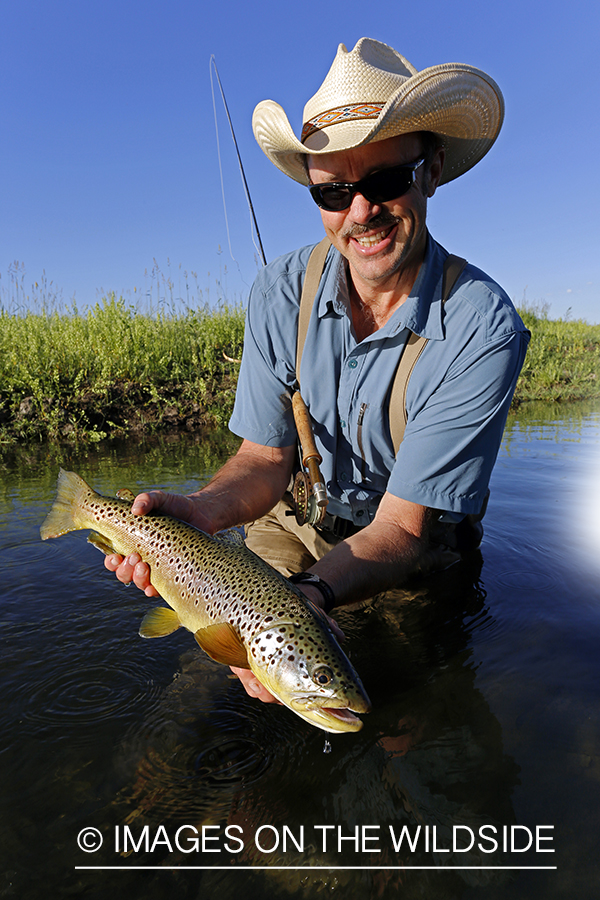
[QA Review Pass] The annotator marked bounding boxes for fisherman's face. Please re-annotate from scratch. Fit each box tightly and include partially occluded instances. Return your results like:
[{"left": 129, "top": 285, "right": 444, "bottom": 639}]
[{"left": 307, "top": 133, "right": 444, "bottom": 294}]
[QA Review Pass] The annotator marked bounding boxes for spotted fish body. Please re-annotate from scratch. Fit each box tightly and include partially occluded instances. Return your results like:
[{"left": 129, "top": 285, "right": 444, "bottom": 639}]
[{"left": 40, "top": 469, "right": 371, "bottom": 733}]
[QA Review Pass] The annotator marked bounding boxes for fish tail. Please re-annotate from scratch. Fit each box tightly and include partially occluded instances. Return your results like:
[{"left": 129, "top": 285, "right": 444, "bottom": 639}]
[{"left": 40, "top": 469, "right": 95, "bottom": 540}]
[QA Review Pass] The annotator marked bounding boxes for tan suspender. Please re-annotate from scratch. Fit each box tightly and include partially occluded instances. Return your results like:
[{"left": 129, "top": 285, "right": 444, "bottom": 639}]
[
  {"left": 296, "top": 236, "right": 331, "bottom": 383},
  {"left": 389, "top": 252, "right": 467, "bottom": 451},
  {"left": 295, "top": 239, "right": 466, "bottom": 454}
]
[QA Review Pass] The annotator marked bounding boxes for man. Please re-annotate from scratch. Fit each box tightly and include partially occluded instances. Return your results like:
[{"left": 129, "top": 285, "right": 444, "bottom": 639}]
[{"left": 106, "top": 39, "right": 529, "bottom": 702}]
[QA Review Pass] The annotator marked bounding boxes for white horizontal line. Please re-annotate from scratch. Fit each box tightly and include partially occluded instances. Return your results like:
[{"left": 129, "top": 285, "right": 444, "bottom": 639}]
[{"left": 75, "top": 865, "right": 558, "bottom": 871}]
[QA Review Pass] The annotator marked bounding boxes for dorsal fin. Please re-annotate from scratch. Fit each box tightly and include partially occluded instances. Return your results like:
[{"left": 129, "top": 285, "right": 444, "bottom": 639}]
[
  {"left": 212, "top": 527, "right": 245, "bottom": 547},
  {"left": 116, "top": 488, "right": 136, "bottom": 502}
]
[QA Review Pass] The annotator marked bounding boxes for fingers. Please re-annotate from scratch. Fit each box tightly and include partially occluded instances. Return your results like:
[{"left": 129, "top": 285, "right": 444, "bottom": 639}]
[
  {"left": 131, "top": 490, "right": 211, "bottom": 532},
  {"left": 230, "top": 666, "right": 283, "bottom": 705},
  {"left": 100, "top": 487, "right": 207, "bottom": 600},
  {"left": 104, "top": 552, "right": 160, "bottom": 597}
]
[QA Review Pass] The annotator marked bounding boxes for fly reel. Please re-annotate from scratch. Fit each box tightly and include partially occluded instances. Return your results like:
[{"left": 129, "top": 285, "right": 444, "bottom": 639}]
[
  {"left": 292, "top": 470, "right": 326, "bottom": 527},
  {"left": 290, "top": 391, "right": 328, "bottom": 528}
]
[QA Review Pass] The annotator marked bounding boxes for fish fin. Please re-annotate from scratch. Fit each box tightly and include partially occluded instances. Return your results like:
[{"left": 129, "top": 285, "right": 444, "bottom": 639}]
[
  {"left": 40, "top": 469, "right": 94, "bottom": 539},
  {"left": 213, "top": 527, "right": 246, "bottom": 546},
  {"left": 139, "top": 607, "right": 182, "bottom": 639},
  {"left": 194, "top": 623, "right": 250, "bottom": 668},
  {"left": 87, "top": 531, "right": 117, "bottom": 555},
  {"left": 116, "top": 488, "right": 136, "bottom": 502}
]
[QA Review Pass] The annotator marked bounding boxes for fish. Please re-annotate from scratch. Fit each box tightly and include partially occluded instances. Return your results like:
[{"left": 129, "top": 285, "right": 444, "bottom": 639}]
[{"left": 40, "top": 469, "right": 371, "bottom": 733}]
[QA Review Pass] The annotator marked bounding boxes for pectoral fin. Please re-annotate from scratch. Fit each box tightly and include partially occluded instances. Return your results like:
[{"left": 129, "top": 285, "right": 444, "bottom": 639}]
[
  {"left": 139, "top": 607, "right": 182, "bottom": 638},
  {"left": 87, "top": 531, "right": 117, "bottom": 555},
  {"left": 194, "top": 623, "right": 250, "bottom": 668}
]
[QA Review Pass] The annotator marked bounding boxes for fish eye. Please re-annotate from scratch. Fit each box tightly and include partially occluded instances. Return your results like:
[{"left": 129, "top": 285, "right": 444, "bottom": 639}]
[{"left": 312, "top": 665, "right": 334, "bottom": 686}]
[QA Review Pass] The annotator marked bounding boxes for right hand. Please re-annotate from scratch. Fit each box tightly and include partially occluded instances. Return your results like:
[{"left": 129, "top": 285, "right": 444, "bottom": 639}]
[{"left": 104, "top": 489, "right": 212, "bottom": 595}]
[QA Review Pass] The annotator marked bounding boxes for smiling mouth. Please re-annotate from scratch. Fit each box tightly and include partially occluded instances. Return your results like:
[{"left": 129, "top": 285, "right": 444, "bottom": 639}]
[{"left": 353, "top": 228, "right": 392, "bottom": 248}]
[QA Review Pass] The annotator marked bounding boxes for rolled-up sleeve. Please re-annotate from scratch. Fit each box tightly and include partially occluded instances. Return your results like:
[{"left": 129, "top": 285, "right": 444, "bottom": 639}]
[{"left": 388, "top": 313, "right": 530, "bottom": 515}]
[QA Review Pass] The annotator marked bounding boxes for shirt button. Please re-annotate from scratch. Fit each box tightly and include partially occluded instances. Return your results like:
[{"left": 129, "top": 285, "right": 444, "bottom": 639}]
[
  {"left": 348, "top": 359, "right": 358, "bottom": 369},
  {"left": 356, "top": 510, "right": 364, "bottom": 517}
]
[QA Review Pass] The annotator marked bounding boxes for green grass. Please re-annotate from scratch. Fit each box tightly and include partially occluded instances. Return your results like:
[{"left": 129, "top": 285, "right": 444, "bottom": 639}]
[
  {"left": 515, "top": 305, "right": 600, "bottom": 403},
  {"left": 0, "top": 296, "right": 598, "bottom": 447},
  {"left": 0, "top": 295, "right": 245, "bottom": 444}
]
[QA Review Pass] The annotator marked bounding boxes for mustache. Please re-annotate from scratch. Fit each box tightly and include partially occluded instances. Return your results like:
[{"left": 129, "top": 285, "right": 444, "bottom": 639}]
[{"left": 341, "top": 213, "right": 400, "bottom": 239}]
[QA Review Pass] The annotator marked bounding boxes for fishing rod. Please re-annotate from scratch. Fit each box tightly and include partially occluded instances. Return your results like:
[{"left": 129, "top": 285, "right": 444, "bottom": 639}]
[
  {"left": 210, "top": 57, "right": 328, "bottom": 518},
  {"left": 209, "top": 55, "right": 267, "bottom": 267}
]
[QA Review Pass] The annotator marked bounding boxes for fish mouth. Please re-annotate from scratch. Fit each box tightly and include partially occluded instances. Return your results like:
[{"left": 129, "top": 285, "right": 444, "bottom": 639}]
[
  {"left": 315, "top": 707, "right": 363, "bottom": 731},
  {"left": 289, "top": 696, "right": 371, "bottom": 733},
  {"left": 304, "top": 706, "right": 364, "bottom": 733}
]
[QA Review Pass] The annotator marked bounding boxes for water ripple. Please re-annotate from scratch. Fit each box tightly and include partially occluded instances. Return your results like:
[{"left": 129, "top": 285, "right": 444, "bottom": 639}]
[
  {"left": 17, "top": 661, "right": 163, "bottom": 740},
  {"left": 494, "top": 569, "right": 560, "bottom": 591}
]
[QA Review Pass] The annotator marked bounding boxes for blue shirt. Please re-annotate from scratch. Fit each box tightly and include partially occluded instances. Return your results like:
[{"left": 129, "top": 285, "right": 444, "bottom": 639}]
[{"left": 229, "top": 234, "right": 530, "bottom": 524}]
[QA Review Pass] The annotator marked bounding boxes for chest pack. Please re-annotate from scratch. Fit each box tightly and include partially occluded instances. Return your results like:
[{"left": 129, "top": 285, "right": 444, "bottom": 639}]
[{"left": 295, "top": 237, "right": 467, "bottom": 454}]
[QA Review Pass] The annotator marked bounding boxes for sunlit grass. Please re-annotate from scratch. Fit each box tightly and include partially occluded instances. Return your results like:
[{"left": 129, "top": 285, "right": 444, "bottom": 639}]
[
  {"left": 0, "top": 294, "right": 245, "bottom": 444},
  {"left": 515, "top": 304, "right": 600, "bottom": 402},
  {"left": 0, "top": 279, "right": 599, "bottom": 447}
]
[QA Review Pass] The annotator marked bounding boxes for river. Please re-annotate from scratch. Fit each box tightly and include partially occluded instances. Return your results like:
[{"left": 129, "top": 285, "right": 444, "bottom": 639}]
[{"left": 1, "top": 401, "right": 599, "bottom": 899}]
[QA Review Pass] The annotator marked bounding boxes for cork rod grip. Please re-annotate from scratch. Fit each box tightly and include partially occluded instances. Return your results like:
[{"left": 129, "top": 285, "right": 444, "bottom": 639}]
[{"left": 292, "top": 392, "right": 322, "bottom": 466}]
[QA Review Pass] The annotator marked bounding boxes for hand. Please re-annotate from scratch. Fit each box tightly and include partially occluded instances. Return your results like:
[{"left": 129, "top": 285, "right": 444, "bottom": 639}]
[
  {"left": 229, "top": 667, "right": 282, "bottom": 704},
  {"left": 103, "top": 490, "right": 212, "bottom": 596},
  {"left": 105, "top": 551, "right": 159, "bottom": 596}
]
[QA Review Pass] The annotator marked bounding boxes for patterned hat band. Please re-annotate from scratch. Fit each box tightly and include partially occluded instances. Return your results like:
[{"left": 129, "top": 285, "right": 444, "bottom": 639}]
[
  {"left": 301, "top": 102, "right": 385, "bottom": 144},
  {"left": 253, "top": 39, "right": 504, "bottom": 186}
]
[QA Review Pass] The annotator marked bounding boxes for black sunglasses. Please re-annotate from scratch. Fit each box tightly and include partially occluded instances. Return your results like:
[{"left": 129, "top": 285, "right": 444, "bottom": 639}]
[{"left": 309, "top": 158, "right": 424, "bottom": 212}]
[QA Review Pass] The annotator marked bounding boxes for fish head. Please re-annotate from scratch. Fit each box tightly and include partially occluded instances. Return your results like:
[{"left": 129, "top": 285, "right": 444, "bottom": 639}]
[{"left": 247, "top": 619, "right": 371, "bottom": 734}]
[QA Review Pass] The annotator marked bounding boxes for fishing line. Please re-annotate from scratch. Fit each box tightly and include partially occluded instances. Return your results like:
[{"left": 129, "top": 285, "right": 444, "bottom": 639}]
[{"left": 210, "top": 56, "right": 267, "bottom": 269}]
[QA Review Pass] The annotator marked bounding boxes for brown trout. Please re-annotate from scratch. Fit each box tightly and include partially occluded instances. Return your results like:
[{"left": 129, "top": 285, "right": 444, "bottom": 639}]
[{"left": 40, "top": 469, "right": 371, "bottom": 733}]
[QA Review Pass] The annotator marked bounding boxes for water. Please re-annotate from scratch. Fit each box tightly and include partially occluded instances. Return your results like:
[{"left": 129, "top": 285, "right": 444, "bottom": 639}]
[{"left": 1, "top": 404, "right": 600, "bottom": 899}]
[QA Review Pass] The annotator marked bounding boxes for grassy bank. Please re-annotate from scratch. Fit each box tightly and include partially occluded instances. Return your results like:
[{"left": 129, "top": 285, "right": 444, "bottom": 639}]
[
  {"left": 1, "top": 299, "right": 599, "bottom": 447},
  {"left": 516, "top": 306, "right": 600, "bottom": 401},
  {"left": 0, "top": 295, "right": 245, "bottom": 445}
]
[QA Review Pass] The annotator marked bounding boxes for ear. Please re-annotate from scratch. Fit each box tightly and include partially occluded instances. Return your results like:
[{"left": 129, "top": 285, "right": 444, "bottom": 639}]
[{"left": 425, "top": 147, "right": 445, "bottom": 198}]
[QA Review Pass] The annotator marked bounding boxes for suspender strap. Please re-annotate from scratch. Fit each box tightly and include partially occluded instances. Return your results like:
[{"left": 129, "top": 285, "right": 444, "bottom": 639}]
[
  {"left": 296, "top": 237, "right": 331, "bottom": 384},
  {"left": 295, "top": 240, "right": 467, "bottom": 454},
  {"left": 389, "top": 253, "right": 467, "bottom": 453}
]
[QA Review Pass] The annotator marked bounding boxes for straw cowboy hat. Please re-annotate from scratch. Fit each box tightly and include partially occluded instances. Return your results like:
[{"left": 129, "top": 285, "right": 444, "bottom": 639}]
[{"left": 252, "top": 37, "right": 504, "bottom": 186}]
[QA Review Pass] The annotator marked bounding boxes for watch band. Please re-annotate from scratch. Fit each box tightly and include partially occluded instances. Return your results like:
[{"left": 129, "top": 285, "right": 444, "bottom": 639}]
[{"left": 289, "top": 571, "right": 336, "bottom": 614}]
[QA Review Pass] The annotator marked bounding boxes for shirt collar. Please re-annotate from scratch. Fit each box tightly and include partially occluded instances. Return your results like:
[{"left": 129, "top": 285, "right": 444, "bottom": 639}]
[
  {"left": 317, "top": 248, "right": 350, "bottom": 318},
  {"left": 316, "top": 233, "right": 447, "bottom": 341}
]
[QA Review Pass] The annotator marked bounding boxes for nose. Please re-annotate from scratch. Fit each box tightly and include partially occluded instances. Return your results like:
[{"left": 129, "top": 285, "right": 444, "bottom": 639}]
[{"left": 348, "top": 191, "right": 381, "bottom": 224}]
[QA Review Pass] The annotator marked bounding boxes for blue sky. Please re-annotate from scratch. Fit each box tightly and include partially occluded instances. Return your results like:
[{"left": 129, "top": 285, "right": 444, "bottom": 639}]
[{"left": 1, "top": 0, "right": 598, "bottom": 321}]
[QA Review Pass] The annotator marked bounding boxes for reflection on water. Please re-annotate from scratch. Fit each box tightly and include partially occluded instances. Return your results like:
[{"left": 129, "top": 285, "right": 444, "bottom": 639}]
[{"left": 1, "top": 405, "right": 600, "bottom": 899}]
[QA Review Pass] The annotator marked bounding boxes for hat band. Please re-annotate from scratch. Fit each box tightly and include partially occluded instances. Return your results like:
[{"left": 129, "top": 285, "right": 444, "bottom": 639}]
[{"left": 301, "top": 102, "right": 385, "bottom": 143}]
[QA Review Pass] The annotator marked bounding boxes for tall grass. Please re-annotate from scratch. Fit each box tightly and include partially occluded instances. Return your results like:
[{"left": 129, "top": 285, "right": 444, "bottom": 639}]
[
  {"left": 1, "top": 288, "right": 599, "bottom": 447},
  {"left": 515, "top": 304, "right": 600, "bottom": 402},
  {"left": 0, "top": 294, "right": 245, "bottom": 443}
]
